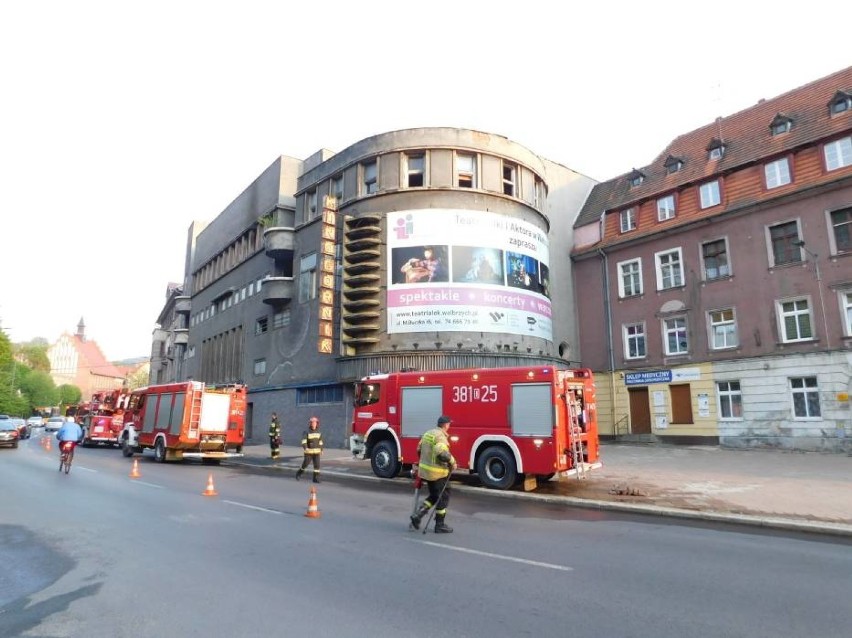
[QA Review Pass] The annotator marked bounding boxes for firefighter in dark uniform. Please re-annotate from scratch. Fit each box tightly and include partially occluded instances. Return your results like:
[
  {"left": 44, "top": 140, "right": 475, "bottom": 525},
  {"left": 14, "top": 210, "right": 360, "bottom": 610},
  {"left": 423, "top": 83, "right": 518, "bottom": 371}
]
[
  {"left": 269, "top": 412, "right": 282, "bottom": 459},
  {"left": 410, "top": 415, "right": 456, "bottom": 533},
  {"left": 296, "top": 416, "right": 323, "bottom": 483}
]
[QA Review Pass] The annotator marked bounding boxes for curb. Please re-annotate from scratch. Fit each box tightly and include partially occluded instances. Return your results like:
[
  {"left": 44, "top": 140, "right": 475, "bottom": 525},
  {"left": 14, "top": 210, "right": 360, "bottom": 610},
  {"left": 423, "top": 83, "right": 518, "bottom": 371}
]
[{"left": 228, "top": 458, "right": 852, "bottom": 538}]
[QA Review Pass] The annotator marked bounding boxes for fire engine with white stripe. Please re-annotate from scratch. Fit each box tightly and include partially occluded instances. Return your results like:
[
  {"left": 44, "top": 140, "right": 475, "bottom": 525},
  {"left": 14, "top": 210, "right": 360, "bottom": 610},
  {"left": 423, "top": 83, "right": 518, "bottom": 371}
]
[{"left": 349, "top": 365, "right": 601, "bottom": 490}]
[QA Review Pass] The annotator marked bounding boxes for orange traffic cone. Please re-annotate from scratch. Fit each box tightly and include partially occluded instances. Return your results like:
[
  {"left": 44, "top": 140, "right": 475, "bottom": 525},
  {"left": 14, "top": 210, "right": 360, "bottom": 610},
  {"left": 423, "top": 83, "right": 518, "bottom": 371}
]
[
  {"left": 304, "top": 486, "right": 321, "bottom": 518},
  {"left": 129, "top": 459, "right": 141, "bottom": 479},
  {"left": 202, "top": 473, "right": 218, "bottom": 497}
]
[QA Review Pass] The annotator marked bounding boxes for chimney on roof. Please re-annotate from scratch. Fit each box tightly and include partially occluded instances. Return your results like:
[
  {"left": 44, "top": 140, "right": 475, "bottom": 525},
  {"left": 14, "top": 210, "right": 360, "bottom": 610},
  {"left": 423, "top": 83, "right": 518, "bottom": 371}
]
[
  {"left": 76, "top": 317, "right": 86, "bottom": 341},
  {"left": 758, "top": 98, "right": 766, "bottom": 104}
]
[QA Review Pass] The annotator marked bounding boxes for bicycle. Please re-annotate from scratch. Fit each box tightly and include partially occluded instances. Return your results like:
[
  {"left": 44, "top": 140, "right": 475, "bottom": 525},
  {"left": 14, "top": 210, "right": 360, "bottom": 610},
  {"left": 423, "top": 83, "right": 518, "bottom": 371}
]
[{"left": 59, "top": 441, "right": 76, "bottom": 474}]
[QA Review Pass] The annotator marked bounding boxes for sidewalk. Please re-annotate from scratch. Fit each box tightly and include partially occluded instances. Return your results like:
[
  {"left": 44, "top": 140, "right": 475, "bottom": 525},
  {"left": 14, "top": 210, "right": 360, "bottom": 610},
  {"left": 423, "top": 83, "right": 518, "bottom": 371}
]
[{"left": 232, "top": 442, "right": 852, "bottom": 537}]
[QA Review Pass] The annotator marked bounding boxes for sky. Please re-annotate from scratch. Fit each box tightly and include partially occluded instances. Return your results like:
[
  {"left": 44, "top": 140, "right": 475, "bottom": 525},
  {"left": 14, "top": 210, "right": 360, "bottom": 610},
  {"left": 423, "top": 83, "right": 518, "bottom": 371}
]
[{"left": 1, "top": 0, "right": 849, "bottom": 361}]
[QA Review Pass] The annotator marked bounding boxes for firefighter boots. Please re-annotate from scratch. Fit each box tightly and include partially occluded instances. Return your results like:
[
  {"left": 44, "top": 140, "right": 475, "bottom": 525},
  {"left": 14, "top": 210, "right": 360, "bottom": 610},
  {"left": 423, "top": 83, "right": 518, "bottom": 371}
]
[
  {"left": 409, "top": 503, "right": 430, "bottom": 530},
  {"left": 313, "top": 474, "right": 321, "bottom": 484},
  {"left": 434, "top": 515, "right": 453, "bottom": 534},
  {"left": 295, "top": 469, "right": 303, "bottom": 481}
]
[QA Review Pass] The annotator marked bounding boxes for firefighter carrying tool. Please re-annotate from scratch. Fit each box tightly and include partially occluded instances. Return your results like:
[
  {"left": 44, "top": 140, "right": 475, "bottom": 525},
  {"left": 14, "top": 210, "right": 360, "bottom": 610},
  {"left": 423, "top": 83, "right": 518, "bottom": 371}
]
[{"left": 409, "top": 415, "right": 456, "bottom": 533}]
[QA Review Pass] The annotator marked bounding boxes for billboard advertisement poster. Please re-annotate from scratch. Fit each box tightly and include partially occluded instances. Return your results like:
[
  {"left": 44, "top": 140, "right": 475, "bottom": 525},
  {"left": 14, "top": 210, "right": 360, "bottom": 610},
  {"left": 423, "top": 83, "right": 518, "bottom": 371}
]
[{"left": 387, "top": 210, "right": 552, "bottom": 340}]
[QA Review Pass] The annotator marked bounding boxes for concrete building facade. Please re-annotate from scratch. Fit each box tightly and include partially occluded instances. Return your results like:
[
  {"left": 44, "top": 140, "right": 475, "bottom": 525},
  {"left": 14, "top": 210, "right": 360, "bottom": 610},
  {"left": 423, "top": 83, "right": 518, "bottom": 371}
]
[{"left": 177, "top": 128, "right": 594, "bottom": 446}]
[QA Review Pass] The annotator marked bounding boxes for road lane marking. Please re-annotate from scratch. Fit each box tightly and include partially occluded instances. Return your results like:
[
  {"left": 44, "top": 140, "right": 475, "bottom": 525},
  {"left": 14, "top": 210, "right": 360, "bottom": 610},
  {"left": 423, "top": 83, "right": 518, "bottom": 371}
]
[
  {"left": 73, "top": 466, "right": 97, "bottom": 473},
  {"left": 130, "top": 480, "right": 164, "bottom": 489},
  {"left": 223, "top": 500, "right": 283, "bottom": 515},
  {"left": 413, "top": 540, "right": 573, "bottom": 572}
]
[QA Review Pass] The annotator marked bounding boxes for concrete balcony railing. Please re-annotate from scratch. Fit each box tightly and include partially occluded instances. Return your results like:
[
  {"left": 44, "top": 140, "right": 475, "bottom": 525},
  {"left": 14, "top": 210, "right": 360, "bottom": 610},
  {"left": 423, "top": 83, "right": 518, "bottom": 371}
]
[
  {"left": 262, "top": 276, "right": 295, "bottom": 306},
  {"left": 173, "top": 328, "right": 189, "bottom": 345},
  {"left": 263, "top": 227, "right": 295, "bottom": 260},
  {"left": 174, "top": 295, "right": 191, "bottom": 315}
]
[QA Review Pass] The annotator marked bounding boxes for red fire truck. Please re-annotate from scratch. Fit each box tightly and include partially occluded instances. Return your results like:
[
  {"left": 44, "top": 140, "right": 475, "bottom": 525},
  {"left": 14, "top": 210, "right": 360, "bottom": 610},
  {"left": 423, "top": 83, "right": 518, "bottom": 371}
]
[
  {"left": 349, "top": 365, "right": 601, "bottom": 490},
  {"left": 119, "top": 381, "right": 247, "bottom": 463},
  {"left": 67, "top": 389, "right": 130, "bottom": 447}
]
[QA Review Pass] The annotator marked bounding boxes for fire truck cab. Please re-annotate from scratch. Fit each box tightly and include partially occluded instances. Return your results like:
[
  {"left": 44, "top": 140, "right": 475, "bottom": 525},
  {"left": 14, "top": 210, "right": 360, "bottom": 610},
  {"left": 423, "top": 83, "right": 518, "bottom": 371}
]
[
  {"left": 349, "top": 366, "right": 601, "bottom": 490},
  {"left": 119, "top": 381, "right": 246, "bottom": 463}
]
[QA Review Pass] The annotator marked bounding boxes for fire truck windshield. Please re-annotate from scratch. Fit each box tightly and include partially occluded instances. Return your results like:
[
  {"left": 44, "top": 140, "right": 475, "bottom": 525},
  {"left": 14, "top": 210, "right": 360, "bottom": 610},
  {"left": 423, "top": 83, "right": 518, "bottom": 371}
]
[{"left": 355, "top": 383, "right": 380, "bottom": 407}]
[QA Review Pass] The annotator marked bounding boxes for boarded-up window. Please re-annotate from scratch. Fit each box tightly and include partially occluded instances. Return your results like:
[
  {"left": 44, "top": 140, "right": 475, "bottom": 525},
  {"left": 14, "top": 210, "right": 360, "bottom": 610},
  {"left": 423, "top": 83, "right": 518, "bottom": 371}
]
[
  {"left": 670, "top": 384, "right": 694, "bottom": 424},
  {"left": 401, "top": 386, "right": 443, "bottom": 439},
  {"left": 511, "top": 383, "right": 552, "bottom": 436}
]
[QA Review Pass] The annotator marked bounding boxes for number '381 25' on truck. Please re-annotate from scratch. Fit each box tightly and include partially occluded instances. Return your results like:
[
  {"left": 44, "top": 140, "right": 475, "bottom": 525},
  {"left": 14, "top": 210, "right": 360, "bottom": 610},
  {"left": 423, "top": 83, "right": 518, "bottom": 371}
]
[
  {"left": 119, "top": 381, "right": 247, "bottom": 463},
  {"left": 349, "top": 365, "right": 601, "bottom": 490}
]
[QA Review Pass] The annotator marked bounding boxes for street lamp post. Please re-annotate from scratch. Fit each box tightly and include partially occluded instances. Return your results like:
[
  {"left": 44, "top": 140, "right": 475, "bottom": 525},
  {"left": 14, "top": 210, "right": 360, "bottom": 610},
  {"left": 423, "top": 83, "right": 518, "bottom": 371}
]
[{"left": 793, "top": 240, "right": 830, "bottom": 349}]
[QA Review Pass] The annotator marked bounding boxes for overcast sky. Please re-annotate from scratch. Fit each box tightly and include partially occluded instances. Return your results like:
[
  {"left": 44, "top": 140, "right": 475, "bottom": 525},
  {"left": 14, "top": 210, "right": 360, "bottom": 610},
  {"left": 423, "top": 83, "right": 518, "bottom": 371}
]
[{"left": 1, "top": 0, "right": 848, "bottom": 361}]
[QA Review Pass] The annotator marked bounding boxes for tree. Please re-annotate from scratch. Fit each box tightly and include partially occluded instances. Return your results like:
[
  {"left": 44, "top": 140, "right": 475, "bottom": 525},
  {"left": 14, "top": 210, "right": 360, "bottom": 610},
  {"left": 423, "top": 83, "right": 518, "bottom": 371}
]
[
  {"left": 19, "top": 370, "right": 58, "bottom": 411},
  {"left": 16, "top": 342, "right": 50, "bottom": 372},
  {"left": 57, "top": 384, "right": 82, "bottom": 406}
]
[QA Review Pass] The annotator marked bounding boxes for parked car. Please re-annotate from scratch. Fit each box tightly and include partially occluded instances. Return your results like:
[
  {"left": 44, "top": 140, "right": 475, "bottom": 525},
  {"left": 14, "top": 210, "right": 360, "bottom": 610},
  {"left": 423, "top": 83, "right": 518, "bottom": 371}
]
[
  {"left": 10, "top": 417, "right": 30, "bottom": 439},
  {"left": 44, "top": 416, "right": 65, "bottom": 432},
  {"left": 0, "top": 421, "right": 19, "bottom": 448},
  {"left": 27, "top": 415, "right": 43, "bottom": 429}
]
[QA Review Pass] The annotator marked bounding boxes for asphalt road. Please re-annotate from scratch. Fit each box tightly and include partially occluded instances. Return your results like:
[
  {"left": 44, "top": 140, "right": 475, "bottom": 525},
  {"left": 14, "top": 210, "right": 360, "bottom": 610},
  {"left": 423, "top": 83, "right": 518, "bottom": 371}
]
[{"left": 2, "top": 436, "right": 851, "bottom": 638}]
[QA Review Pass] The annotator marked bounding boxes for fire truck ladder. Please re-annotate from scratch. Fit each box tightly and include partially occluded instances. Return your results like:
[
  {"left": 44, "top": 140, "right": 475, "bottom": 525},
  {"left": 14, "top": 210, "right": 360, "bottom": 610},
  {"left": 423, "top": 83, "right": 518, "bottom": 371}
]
[
  {"left": 568, "top": 405, "right": 587, "bottom": 480},
  {"left": 188, "top": 388, "right": 203, "bottom": 438}
]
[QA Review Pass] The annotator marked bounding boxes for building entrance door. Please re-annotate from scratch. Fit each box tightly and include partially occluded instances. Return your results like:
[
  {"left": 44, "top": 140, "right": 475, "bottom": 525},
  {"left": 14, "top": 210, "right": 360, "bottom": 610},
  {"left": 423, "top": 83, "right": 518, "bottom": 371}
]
[{"left": 628, "top": 387, "right": 652, "bottom": 434}]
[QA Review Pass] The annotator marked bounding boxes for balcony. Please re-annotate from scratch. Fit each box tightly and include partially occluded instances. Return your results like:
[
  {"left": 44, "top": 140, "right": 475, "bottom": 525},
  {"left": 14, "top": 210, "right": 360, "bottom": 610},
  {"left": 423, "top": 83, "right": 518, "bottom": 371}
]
[
  {"left": 262, "top": 276, "right": 295, "bottom": 306},
  {"left": 174, "top": 295, "right": 191, "bottom": 315},
  {"left": 174, "top": 328, "right": 189, "bottom": 345},
  {"left": 263, "top": 227, "right": 295, "bottom": 260}
]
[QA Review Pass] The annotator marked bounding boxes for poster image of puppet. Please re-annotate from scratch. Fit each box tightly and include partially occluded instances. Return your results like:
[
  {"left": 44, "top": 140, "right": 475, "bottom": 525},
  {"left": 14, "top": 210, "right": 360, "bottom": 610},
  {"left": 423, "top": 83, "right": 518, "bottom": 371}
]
[
  {"left": 391, "top": 245, "right": 449, "bottom": 284},
  {"left": 451, "top": 246, "right": 504, "bottom": 285}
]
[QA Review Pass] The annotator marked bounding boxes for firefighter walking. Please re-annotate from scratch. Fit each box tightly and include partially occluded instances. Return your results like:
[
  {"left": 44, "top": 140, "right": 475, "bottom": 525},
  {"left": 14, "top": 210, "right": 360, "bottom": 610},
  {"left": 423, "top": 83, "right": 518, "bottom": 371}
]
[
  {"left": 296, "top": 416, "right": 323, "bottom": 483},
  {"left": 410, "top": 415, "right": 457, "bottom": 533},
  {"left": 268, "top": 412, "right": 282, "bottom": 459}
]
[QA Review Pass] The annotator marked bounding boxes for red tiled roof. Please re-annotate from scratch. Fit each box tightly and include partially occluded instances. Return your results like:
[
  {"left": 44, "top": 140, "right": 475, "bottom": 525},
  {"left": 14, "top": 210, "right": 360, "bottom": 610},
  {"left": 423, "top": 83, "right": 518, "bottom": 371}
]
[
  {"left": 73, "top": 336, "right": 126, "bottom": 379},
  {"left": 575, "top": 65, "right": 852, "bottom": 228}
]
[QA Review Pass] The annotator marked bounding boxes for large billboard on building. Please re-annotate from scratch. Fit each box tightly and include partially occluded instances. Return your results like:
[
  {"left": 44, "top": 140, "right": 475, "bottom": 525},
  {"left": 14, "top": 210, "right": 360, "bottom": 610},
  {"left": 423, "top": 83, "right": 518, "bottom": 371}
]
[{"left": 386, "top": 209, "right": 552, "bottom": 340}]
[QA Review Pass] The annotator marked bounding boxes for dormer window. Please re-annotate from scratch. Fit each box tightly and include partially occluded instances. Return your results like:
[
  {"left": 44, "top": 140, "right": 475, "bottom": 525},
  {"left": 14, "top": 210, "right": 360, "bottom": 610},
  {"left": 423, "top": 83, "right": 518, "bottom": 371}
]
[
  {"left": 770, "top": 113, "right": 793, "bottom": 136},
  {"left": 663, "top": 155, "right": 684, "bottom": 174},
  {"left": 706, "top": 138, "right": 726, "bottom": 160},
  {"left": 628, "top": 169, "right": 645, "bottom": 187},
  {"left": 829, "top": 91, "right": 852, "bottom": 115}
]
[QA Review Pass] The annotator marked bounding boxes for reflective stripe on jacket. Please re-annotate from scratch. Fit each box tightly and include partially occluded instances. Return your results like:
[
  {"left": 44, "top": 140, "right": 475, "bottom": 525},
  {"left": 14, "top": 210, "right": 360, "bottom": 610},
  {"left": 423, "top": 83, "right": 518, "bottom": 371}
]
[
  {"left": 417, "top": 427, "right": 455, "bottom": 481},
  {"left": 301, "top": 429, "right": 323, "bottom": 454}
]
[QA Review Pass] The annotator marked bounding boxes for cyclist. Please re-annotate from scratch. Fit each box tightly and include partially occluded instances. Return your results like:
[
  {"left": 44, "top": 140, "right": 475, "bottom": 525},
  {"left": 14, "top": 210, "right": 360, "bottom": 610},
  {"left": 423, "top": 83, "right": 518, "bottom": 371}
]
[{"left": 56, "top": 416, "right": 84, "bottom": 468}]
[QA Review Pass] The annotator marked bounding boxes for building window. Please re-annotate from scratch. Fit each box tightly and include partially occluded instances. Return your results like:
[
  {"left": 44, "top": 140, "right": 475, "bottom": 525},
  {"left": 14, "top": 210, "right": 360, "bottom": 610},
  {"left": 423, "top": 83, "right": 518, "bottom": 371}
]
[
  {"left": 617, "top": 258, "right": 642, "bottom": 298},
  {"left": 406, "top": 153, "right": 425, "bottom": 187},
  {"left": 655, "top": 248, "right": 684, "bottom": 290},
  {"left": 830, "top": 207, "right": 852, "bottom": 253},
  {"left": 457, "top": 153, "right": 476, "bottom": 188},
  {"left": 628, "top": 169, "right": 645, "bottom": 187},
  {"left": 273, "top": 310, "right": 290, "bottom": 329},
  {"left": 299, "top": 253, "right": 318, "bottom": 302},
  {"left": 790, "top": 377, "right": 820, "bottom": 418},
  {"left": 699, "top": 180, "right": 721, "bottom": 209},
  {"left": 830, "top": 93, "right": 851, "bottom": 115},
  {"left": 657, "top": 195, "right": 676, "bottom": 221},
  {"left": 768, "top": 220, "right": 802, "bottom": 266},
  {"left": 663, "top": 317, "right": 688, "bottom": 355},
  {"left": 709, "top": 308, "right": 738, "bottom": 349},
  {"left": 331, "top": 174, "right": 344, "bottom": 203},
  {"left": 701, "top": 238, "right": 730, "bottom": 280},
  {"left": 841, "top": 290, "right": 852, "bottom": 337},
  {"left": 254, "top": 317, "right": 268, "bottom": 335},
  {"left": 620, "top": 208, "right": 636, "bottom": 232},
  {"left": 764, "top": 157, "right": 791, "bottom": 189},
  {"left": 707, "top": 139, "right": 726, "bottom": 160},
  {"left": 664, "top": 156, "right": 683, "bottom": 174},
  {"left": 778, "top": 298, "right": 813, "bottom": 342},
  {"left": 307, "top": 190, "right": 318, "bottom": 218},
  {"left": 824, "top": 136, "right": 852, "bottom": 171},
  {"left": 362, "top": 160, "right": 378, "bottom": 195},
  {"left": 717, "top": 381, "right": 743, "bottom": 419},
  {"left": 297, "top": 384, "right": 344, "bottom": 404},
  {"left": 253, "top": 359, "right": 267, "bottom": 376},
  {"left": 623, "top": 323, "right": 646, "bottom": 359},
  {"left": 502, "top": 162, "right": 517, "bottom": 196},
  {"left": 770, "top": 114, "right": 793, "bottom": 135}
]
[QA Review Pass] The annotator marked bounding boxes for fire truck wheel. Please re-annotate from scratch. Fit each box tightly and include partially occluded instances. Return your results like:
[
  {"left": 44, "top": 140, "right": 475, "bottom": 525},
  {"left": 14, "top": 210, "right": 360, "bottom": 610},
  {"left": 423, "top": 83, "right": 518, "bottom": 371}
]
[
  {"left": 154, "top": 438, "right": 167, "bottom": 463},
  {"left": 476, "top": 446, "right": 517, "bottom": 490},
  {"left": 121, "top": 439, "right": 134, "bottom": 457},
  {"left": 370, "top": 440, "right": 400, "bottom": 479}
]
